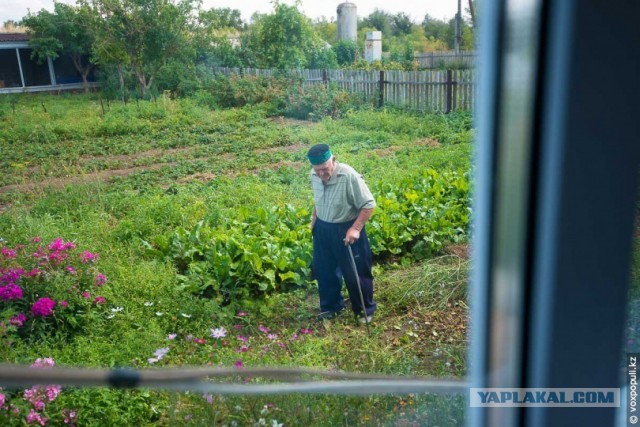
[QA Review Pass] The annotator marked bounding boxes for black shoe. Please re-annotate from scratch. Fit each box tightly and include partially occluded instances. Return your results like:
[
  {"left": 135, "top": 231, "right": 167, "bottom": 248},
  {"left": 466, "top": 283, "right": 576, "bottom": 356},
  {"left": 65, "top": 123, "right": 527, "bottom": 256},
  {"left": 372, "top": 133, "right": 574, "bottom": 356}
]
[{"left": 318, "top": 309, "right": 344, "bottom": 320}]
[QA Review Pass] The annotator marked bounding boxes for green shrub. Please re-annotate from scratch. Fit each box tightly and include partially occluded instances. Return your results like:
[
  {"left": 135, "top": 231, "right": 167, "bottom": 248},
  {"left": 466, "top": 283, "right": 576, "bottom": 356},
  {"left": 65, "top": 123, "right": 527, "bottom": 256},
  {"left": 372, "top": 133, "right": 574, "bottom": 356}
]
[
  {"left": 144, "top": 205, "right": 314, "bottom": 313},
  {"left": 333, "top": 40, "right": 361, "bottom": 66},
  {"left": 284, "top": 83, "right": 367, "bottom": 120}
]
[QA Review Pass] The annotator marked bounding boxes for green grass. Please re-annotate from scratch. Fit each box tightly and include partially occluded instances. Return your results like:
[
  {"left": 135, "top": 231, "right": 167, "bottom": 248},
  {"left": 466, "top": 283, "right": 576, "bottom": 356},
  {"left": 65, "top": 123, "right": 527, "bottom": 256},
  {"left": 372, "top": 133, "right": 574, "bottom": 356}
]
[{"left": 0, "top": 93, "right": 471, "bottom": 426}]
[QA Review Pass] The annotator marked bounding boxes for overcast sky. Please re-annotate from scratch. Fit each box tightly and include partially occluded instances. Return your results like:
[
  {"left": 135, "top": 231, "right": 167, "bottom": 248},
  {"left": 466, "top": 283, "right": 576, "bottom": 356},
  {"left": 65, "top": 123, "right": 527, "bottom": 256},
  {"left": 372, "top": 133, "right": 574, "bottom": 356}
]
[{"left": 2, "top": 0, "right": 460, "bottom": 25}]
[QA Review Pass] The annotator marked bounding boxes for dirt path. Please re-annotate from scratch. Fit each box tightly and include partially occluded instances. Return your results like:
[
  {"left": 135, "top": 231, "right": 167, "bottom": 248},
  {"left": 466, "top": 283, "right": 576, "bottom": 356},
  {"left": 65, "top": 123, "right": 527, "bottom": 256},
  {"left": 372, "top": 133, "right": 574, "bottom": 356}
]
[
  {"left": 0, "top": 144, "right": 303, "bottom": 194},
  {"left": 0, "top": 163, "right": 178, "bottom": 194}
]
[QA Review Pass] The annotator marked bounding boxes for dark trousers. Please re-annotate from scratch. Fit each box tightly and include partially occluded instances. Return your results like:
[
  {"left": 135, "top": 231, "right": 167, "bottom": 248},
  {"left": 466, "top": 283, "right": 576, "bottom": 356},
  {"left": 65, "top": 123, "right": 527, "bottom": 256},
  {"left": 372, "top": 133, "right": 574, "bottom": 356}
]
[{"left": 312, "top": 218, "right": 377, "bottom": 316}]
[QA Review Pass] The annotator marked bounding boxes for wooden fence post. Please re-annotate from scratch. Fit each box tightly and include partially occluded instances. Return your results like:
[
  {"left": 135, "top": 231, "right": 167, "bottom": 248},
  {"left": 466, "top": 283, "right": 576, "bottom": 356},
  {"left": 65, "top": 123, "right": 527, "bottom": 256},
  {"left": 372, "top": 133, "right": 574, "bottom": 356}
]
[
  {"left": 446, "top": 69, "right": 453, "bottom": 113},
  {"left": 378, "top": 70, "right": 385, "bottom": 108},
  {"left": 322, "top": 69, "right": 328, "bottom": 87}
]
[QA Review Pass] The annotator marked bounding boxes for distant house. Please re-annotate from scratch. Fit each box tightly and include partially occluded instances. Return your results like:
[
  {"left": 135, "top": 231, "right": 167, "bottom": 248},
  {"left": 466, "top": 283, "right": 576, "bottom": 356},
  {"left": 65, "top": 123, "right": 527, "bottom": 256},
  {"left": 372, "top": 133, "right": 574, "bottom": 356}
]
[{"left": 0, "top": 33, "right": 97, "bottom": 94}]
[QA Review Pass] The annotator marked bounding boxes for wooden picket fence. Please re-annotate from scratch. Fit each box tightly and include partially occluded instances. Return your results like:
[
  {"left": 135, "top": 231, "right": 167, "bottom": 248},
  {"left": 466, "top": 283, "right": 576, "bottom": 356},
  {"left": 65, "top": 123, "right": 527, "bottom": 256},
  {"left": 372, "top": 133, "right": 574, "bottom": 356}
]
[{"left": 214, "top": 67, "right": 476, "bottom": 113}]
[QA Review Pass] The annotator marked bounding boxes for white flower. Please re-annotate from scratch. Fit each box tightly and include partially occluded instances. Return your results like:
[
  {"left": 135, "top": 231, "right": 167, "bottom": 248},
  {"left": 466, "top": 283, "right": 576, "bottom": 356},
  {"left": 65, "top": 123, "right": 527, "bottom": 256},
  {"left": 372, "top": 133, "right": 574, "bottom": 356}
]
[
  {"left": 144, "top": 302, "right": 154, "bottom": 306},
  {"left": 155, "top": 312, "right": 163, "bottom": 316},
  {"left": 107, "top": 314, "right": 116, "bottom": 319},
  {"left": 210, "top": 327, "right": 227, "bottom": 339},
  {"left": 271, "top": 420, "right": 283, "bottom": 427},
  {"left": 111, "top": 307, "right": 124, "bottom": 312},
  {"left": 181, "top": 313, "right": 191, "bottom": 318},
  {"left": 154, "top": 347, "right": 170, "bottom": 358},
  {"left": 260, "top": 405, "right": 269, "bottom": 415}
]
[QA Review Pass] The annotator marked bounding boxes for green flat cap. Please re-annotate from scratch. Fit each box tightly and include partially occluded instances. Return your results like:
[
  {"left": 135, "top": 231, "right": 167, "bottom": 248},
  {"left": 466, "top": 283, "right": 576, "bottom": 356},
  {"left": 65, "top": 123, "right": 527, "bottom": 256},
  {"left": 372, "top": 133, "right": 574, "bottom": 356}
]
[{"left": 307, "top": 144, "right": 332, "bottom": 165}]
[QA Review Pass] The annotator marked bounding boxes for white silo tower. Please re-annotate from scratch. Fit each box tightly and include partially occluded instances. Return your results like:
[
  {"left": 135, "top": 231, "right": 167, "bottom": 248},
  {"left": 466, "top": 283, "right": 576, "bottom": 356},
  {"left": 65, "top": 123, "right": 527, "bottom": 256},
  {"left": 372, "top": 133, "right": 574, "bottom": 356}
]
[{"left": 337, "top": 2, "right": 357, "bottom": 42}]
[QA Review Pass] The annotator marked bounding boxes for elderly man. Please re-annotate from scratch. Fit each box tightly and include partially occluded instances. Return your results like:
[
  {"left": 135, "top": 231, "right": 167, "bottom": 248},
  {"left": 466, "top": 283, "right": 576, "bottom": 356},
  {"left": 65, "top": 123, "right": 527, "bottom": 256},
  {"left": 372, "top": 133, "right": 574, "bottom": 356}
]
[{"left": 307, "top": 143, "right": 377, "bottom": 323}]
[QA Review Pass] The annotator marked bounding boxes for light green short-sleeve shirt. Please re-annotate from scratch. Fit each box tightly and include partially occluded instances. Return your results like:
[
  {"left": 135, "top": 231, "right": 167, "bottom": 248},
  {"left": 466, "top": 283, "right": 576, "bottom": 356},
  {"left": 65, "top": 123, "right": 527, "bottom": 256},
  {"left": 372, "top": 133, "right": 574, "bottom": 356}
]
[{"left": 311, "top": 161, "right": 376, "bottom": 223}]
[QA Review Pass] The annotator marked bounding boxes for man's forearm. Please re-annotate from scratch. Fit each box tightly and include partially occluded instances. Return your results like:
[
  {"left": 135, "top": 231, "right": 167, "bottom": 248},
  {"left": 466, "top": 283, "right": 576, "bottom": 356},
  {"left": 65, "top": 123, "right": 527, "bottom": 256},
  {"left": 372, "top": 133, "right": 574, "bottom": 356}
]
[{"left": 352, "top": 208, "right": 374, "bottom": 231}]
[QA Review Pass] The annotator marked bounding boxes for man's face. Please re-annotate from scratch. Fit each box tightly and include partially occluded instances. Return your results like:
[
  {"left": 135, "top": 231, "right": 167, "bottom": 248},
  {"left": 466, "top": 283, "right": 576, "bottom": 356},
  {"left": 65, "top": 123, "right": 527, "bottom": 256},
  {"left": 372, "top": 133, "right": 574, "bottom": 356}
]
[{"left": 313, "top": 157, "right": 336, "bottom": 183}]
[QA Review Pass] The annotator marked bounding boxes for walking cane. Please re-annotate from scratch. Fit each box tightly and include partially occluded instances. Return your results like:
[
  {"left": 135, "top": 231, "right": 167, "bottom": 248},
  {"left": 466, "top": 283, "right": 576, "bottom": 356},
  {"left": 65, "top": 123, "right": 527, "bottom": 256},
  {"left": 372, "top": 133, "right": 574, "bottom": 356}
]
[{"left": 347, "top": 244, "right": 371, "bottom": 335}]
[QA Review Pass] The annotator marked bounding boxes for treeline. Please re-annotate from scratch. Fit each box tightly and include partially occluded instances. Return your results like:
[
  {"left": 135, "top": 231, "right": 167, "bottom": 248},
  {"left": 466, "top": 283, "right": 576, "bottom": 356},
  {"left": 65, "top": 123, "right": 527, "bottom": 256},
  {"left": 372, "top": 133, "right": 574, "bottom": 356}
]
[{"left": 15, "top": 0, "right": 475, "bottom": 99}]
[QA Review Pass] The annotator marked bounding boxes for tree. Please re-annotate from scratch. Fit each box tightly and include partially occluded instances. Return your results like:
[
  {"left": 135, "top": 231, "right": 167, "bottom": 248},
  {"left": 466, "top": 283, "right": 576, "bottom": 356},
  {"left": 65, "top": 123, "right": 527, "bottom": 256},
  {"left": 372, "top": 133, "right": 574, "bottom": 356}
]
[
  {"left": 360, "top": 9, "right": 391, "bottom": 37},
  {"left": 2, "top": 20, "right": 22, "bottom": 31},
  {"left": 87, "top": 0, "right": 195, "bottom": 98},
  {"left": 243, "top": 2, "right": 328, "bottom": 69},
  {"left": 391, "top": 12, "right": 413, "bottom": 36},
  {"left": 421, "top": 14, "right": 449, "bottom": 42},
  {"left": 198, "top": 7, "right": 244, "bottom": 32},
  {"left": 22, "top": 2, "right": 96, "bottom": 92},
  {"left": 191, "top": 7, "right": 244, "bottom": 66},
  {"left": 312, "top": 17, "right": 337, "bottom": 46}
]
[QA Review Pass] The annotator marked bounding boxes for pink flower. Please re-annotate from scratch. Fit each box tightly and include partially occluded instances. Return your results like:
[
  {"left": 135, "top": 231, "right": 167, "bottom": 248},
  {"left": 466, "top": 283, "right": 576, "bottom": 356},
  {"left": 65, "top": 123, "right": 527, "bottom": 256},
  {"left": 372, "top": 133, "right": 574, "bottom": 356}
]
[
  {"left": 0, "top": 392, "right": 5, "bottom": 408},
  {"left": 1, "top": 247, "right": 16, "bottom": 258},
  {"left": 31, "top": 298, "right": 56, "bottom": 317},
  {"left": 0, "top": 283, "right": 23, "bottom": 301},
  {"left": 237, "top": 335, "right": 248, "bottom": 342},
  {"left": 48, "top": 252, "right": 67, "bottom": 263},
  {"left": 237, "top": 311, "right": 248, "bottom": 317},
  {"left": 234, "top": 360, "right": 244, "bottom": 369},
  {"left": 194, "top": 338, "right": 206, "bottom": 344},
  {"left": 267, "top": 334, "right": 278, "bottom": 341},
  {"left": 238, "top": 345, "right": 249, "bottom": 352},
  {"left": 62, "top": 409, "right": 77, "bottom": 425},
  {"left": 290, "top": 333, "right": 299, "bottom": 341},
  {"left": 94, "top": 273, "right": 107, "bottom": 286},
  {"left": 45, "top": 385, "right": 61, "bottom": 401},
  {"left": 233, "top": 324, "right": 243, "bottom": 329},
  {"left": 24, "top": 388, "right": 37, "bottom": 402},
  {"left": 26, "top": 409, "right": 48, "bottom": 425},
  {"left": 167, "top": 333, "right": 177, "bottom": 340},
  {"left": 80, "top": 251, "right": 99, "bottom": 263},
  {"left": 66, "top": 266, "right": 76, "bottom": 274},
  {"left": 27, "top": 268, "right": 41, "bottom": 277},
  {"left": 32, "top": 358, "right": 55, "bottom": 368},
  {"left": 258, "top": 325, "right": 269, "bottom": 333},
  {"left": 59, "top": 300, "right": 68, "bottom": 308},
  {"left": 1, "top": 268, "right": 25, "bottom": 284},
  {"left": 93, "top": 296, "right": 106, "bottom": 305},
  {"left": 32, "top": 236, "right": 42, "bottom": 243},
  {"left": 10, "top": 313, "right": 27, "bottom": 327},
  {"left": 203, "top": 393, "right": 214, "bottom": 404},
  {"left": 82, "top": 292, "right": 90, "bottom": 299},
  {"left": 47, "top": 238, "right": 65, "bottom": 251},
  {"left": 300, "top": 328, "right": 313, "bottom": 335}
]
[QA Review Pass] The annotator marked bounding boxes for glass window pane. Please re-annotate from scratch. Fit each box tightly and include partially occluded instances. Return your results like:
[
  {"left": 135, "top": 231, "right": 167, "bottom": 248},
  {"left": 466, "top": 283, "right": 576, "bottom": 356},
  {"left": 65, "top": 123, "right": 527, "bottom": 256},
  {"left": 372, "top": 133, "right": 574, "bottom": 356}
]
[
  {"left": 19, "top": 48, "right": 51, "bottom": 87},
  {"left": 0, "top": 49, "right": 22, "bottom": 88},
  {"left": 53, "top": 55, "right": 96, "bottom": 84}
]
